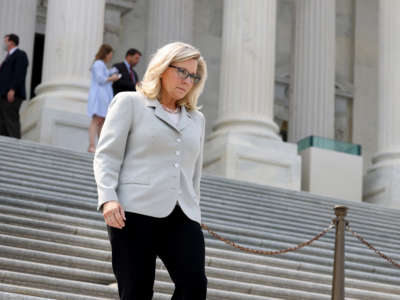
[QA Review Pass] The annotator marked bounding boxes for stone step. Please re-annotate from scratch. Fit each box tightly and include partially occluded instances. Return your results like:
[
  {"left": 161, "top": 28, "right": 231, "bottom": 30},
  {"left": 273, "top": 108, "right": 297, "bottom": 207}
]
[
  {"left": 0, "top": 233, "right": 109, "bottom": 261},
  {"left": 0, "top": 149, "right": 93, "bottom": 175},
  {"left": 2, "top": 163, "right": 399, "bottom": 237},
  {"left": 1, "top": 158, "right": 398, "bottom": 236},
  {"left": 0, "top": 139, "right": 93, "bottom": 167},
  {"left": 201, "top": 188, "right": 400, "bottom": 229},
  {"left": 2, "top": 201, "right": 388, "bottom": 259},
  {"left": 0, "top": 175, "right": 97, "bottom": 199},
  {"left": 0, "top": 162, "right": 95, "bottom": 190},
  {"left": 0, "top": 210, "right": 394, "bottom": 272},
  {"left": 0, "top": 244, "right": 111, "bottom": 273},
  {"left": 3, "top": 239, "right": 397, "bottom": 299},
  {"left": 3, "top": 241, "right": 396, "bottom": 296},
  {"left": 0, "top": 257, "right": 114, "bottom": 285},
  {"left": 0, "top": 270, "right": 117, "bottom": 299},
  {"left": 2, "top": 230, "right": 398, "bottom": 288},
  {"left": 0, "top": 291, "right": 51, "bottom": 300},
  {"left": 0, "top": 188, "right": 396, "bottom": 260},
  {"left": 0, "top": 285, "right": 169, "bottom": 300},
  {"left": 0, "top": 176, "right": 395, "bottom": 243},
  {"left": 1, "top": 215, "right": 399, "bottom": 285},
  {"left": 0, "top": 154, "right": 93, "bottom": 177},
  {"left": 0, "top": 190, "right": 396, "bottom": 272},
  {"left": 0, "top": 202, "right": 104, "bottom": 231},
  {"left": 0, "top": 144, "right": 396, "bottom": 224},
  {"left": 0, "top": 183, "right": 96, "bottom": 210},
  {"left": 0, "top": 136, "right": 93, "bottom": 161},
  {"left": 202, "top": 176, "right": 400, "bottom": 218},
  {"left": 1, "top": 269, "right": 321, "bottom": 300},
  {"left": 0, "top": 136, "right": 399, "bottom": 299},
  {"left": 0, "top": 192, "right": 396, "bottom": 264}
]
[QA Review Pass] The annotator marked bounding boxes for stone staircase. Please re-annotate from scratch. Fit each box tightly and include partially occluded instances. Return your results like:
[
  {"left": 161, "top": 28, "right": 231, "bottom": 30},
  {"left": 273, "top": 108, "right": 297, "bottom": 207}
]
[{"left": 0, "top": 135, "right": 399, "bottom": 299}]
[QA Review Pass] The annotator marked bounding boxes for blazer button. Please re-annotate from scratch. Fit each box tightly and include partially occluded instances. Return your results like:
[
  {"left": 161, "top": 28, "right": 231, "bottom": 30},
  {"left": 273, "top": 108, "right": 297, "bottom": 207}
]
[
  {"left": 177, "top": 138, "right": 181, "bottom": 143},
  {"left": 176, "top": 150, "right": 180, "bottom": 156},
  {"left": 174, "top": 163, "right": 179, "bottom": 168}
]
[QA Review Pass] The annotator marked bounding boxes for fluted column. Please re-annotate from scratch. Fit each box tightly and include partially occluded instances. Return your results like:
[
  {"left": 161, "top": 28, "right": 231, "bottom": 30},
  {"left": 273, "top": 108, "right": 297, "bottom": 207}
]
[
  {"left": 364, "top": 0, "right": 400, "bottom": 208},
  {"left": 212, "top": 0, "right": 280, "bottom": 140},
  {"left": 21, "top": 0, "right": 105, "bottom": 152},
  {"left": 146, "top": 0, "right": 193, "bottom": 59},
  {"left": 0, "top": 0, "right": 38, "bottom": 99},
  {"left": 289, "top": 0, "right": 335, "bottom": 143},
  {"left": 204, "top": 0, "right": 300, "bottom": 190},
  {"left": 37, "top": 0, "right": 105, "bottom": 96}
]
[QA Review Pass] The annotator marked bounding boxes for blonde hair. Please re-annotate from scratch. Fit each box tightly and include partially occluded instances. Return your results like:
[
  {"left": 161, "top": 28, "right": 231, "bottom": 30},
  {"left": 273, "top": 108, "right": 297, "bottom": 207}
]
[{"left": 137, "top": 42, "right": 207, "bottom": 111}]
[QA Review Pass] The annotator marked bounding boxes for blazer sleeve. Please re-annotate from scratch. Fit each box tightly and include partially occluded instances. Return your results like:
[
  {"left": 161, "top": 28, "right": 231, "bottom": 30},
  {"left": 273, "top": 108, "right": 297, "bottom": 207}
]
[
  {"left": 192, "top": 113, "right": 206, "bottom": 202},
  {"left": 93, "top": 93, "right": 133, "bottom": 210},
  {"left": 92, "top": 61, "right": 108, "bottom": 86}
]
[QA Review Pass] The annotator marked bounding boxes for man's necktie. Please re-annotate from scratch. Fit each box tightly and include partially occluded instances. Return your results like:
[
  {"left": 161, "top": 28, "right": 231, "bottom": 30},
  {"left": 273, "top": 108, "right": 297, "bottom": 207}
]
[{"left": 129, "top": 69, "right": 136, "bottom": 85}]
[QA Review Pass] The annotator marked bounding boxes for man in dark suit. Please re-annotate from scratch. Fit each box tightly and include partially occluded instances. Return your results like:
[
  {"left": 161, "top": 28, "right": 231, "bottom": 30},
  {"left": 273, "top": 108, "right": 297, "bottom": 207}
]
[
  {"left": 0, "top": 34, "right": 29, "bottom": 139},
  {"left": 112, "top": 48, "right": 141, "bottom": 95}
]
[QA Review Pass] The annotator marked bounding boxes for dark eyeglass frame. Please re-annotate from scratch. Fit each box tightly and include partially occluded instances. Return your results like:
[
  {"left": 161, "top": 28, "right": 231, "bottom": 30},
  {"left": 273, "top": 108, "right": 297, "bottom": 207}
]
[{"left": 169, "top": 65, "right": 201, "bottom": 84}]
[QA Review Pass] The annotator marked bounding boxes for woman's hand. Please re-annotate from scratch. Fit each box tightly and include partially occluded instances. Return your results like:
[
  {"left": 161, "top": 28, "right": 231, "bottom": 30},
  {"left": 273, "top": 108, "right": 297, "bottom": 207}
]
[
  {"left": 103, "top": 200, "right": 126, "bottom": 229},
  {"left": 108, "top": 73, "right": 120, "bottom": 82}
]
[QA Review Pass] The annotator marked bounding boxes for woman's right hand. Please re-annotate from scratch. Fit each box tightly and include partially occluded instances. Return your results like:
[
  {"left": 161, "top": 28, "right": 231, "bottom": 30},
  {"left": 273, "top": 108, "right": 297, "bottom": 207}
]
[
  {"left": 108, "top": 73, "right": 120, "bottom": 82},
  {"left": 103, "top": 200, "right": 126, "bottom": 229}
]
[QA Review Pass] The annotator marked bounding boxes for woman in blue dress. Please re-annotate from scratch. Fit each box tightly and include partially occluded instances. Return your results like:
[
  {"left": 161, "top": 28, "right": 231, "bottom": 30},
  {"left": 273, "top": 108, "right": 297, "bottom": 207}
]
[{"left": 88, "top": 44, "right": 120, "bottom": 153}]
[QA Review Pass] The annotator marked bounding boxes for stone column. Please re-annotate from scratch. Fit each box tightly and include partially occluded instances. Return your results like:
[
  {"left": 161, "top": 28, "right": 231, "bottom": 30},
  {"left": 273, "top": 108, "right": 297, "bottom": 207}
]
[
  {"left": 204, "top": 0, "right": 301, "bottom": 190},
  {"left": 289, "top": 0, "right": 336, "bottom": 143},
  {"left": 103, "top": 0, "right": 134, "bottom": 62},
  {"left": 364, "top": 0, "right": 400, "bottom": 208},
  {"left": 212, "top": 0, "right": 280, "bottom": 140},
  {"left": 21, "top": 0, "right": 105, "bottom": 151},
  {"left": 145, "top": 0, "right": 193, "bottom": 60},
  {"left": 0, "top": 0, "right": 38, "bottom": 100}
]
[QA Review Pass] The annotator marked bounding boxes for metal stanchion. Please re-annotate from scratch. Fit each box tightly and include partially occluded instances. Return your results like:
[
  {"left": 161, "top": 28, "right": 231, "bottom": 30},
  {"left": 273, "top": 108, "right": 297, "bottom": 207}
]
[{"left": 331, "top": 205, "right": 348, "bottom": 300}]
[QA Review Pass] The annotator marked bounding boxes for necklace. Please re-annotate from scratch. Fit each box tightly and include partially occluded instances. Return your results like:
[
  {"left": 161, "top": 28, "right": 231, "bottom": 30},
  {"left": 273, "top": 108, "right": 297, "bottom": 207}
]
[{"left": 163, "top": 105, "right": 180, "bottom": 114}]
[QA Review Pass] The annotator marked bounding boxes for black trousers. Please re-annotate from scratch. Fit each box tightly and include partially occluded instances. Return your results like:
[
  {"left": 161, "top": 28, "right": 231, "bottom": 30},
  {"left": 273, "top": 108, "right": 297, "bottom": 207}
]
[
  {"left": 0, "top": 96, "right": 22, "bottom": 139},
  {"left": 107, "top": 205, "right": 207, "bottom": 300}
]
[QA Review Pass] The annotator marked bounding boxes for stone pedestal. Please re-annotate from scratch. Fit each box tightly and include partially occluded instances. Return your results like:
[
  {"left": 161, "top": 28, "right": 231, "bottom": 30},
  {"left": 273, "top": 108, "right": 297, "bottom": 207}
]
[
  {"left": 289, "top": 0, "right": 336, "bottom": 143},
  {"left": 299, "top": 137, "right": 363, "bottom": 202},
  {"left": 21, "top": 0, "right": 105, "bottom": 152},
  {"left": 205, "top": 134, "right": 300, "bottom": 190},
  {"left": 204, "top": 0, "right": 300, "bottom": 190},
  {"left": 364, "top": 0, "right": 400, "bottom": 208},
  {"left": 0, "top": 0, "right": 38, "bottom": 100}
]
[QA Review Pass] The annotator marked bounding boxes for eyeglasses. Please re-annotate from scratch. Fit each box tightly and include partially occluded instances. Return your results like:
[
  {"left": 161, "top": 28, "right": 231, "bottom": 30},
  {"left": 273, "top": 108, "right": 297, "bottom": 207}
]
[{"left": 169, "top": 65, "right": 201, "bottom": 84}]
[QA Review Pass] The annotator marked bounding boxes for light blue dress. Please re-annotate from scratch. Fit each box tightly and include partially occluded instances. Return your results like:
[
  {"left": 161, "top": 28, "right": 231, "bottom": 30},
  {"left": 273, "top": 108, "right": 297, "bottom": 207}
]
[{"left": 87, "top": 60, "right": 114, "bottom": 118}]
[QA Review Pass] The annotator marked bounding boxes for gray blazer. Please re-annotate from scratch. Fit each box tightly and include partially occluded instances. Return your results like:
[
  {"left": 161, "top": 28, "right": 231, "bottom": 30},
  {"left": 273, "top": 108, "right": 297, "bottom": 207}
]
[{"left": 93, "top": 91, "right": 206, "bottom": 223}]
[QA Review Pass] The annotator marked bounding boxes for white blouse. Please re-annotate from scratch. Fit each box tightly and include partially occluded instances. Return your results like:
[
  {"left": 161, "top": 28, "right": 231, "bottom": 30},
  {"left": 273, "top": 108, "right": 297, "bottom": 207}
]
[{"left": 165, "top": 110, "right": 180, "bottom": 125}]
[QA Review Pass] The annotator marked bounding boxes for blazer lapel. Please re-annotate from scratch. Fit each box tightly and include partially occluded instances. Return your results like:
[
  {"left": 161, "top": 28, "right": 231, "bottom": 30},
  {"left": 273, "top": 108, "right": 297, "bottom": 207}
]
[
  {"left": 144, "top": 98, "right": 191, "bottom": 132},
  {"left": 176, "top": 105, "right": 191, "bottom": 132}
]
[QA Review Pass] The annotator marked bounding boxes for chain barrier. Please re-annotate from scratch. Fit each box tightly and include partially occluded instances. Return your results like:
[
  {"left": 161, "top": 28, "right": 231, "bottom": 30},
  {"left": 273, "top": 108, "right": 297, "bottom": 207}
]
[
  {"left": 201, "top": 222, "right": 335, "bottom": 256},
  {"left": 346, "top": 225, "right": 400, "bottom": 269}
]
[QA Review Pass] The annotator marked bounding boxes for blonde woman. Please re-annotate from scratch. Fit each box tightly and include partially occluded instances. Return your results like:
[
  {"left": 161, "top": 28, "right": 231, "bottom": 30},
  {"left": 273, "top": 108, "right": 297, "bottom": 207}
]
[{"left": 93, "top": 42, "right": 207, "bottom": 300}]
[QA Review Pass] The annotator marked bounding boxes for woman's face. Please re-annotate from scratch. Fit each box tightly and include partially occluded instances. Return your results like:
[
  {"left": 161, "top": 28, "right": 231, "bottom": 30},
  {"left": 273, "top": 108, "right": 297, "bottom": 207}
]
[
  {"left": 160, "top": 59, "right": 198, "bottom": 101},
  {"left": 105, "top": 51, "right": 113, "bottom": 63}
]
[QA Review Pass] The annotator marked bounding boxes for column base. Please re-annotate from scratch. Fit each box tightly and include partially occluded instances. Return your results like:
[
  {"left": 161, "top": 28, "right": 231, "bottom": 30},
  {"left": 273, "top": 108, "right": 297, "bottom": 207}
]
[
  {"left": 20, "top": 93, "right": 90, "bottom": 152},
  {"left": 364, "top": 157, "right": 400, "bottom": 208},
  {"left": 204, "top": 132, "right": 301, "bottom": 190}
]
